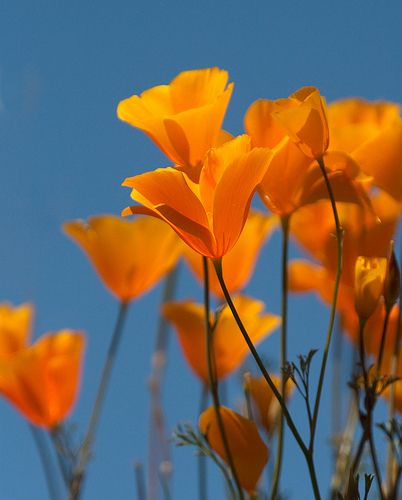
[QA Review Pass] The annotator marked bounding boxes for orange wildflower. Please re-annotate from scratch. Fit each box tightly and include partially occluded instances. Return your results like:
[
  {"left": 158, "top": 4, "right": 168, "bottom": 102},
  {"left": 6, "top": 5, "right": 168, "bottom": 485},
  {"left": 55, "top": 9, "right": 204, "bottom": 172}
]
[
  {"left": 354, "top": 256, "right": 387, "bottom": 321},
  {"left": 244, "top": 373, "right": 295, "bottom": 435},
  {"left": 0, "top": 303, "right": 33, "bottom": 358},
  {"left": 199, "top": 406, "right": 268, "bottom": 493},
  {"left": 63, "top": 215, "right": 182, "bottom": 302},
  {"left": 162, "top": 296, "right": 280, "bottom": 384},
  {"left": 245, "top": 99, "right": 365, "bottom": 216},
  {"left": 183, "top": 210, "right": 277, "bottom": 298},
  {"left": 117, "top": 67, "right": 233, "bottom": 181},
  {"left": 328, "top": 98, "right": 402, "bottom": 200},
  {"left": 0, "top": 331, "right": 85, "bottom": 428},
  {"left": 122, "top": 135, "right": 273, "bottom": 259},
  {"left": 271, "top": 86, "right": 329, "bottom": 160}
]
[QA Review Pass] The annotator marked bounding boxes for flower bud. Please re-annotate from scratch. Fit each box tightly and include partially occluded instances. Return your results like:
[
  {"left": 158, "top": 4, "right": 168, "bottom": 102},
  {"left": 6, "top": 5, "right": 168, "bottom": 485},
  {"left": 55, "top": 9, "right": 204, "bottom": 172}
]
[
  {"left": 384, "top": 246, "right": 400, "bottom": 313},
  {"left": 354, "top": 256, "right": 387, "bottom": 321}
]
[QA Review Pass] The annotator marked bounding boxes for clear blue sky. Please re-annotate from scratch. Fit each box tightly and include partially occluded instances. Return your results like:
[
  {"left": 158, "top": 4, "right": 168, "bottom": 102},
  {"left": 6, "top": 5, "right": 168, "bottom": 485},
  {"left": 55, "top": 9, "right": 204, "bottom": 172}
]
[{"left": 0, "top": 1, "right": 401, "bottom": 499}]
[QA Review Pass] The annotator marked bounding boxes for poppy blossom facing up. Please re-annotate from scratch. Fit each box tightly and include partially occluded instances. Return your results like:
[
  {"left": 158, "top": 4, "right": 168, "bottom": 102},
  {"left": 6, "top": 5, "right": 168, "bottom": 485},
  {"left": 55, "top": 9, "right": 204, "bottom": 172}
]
[
  {"left": 63, "top": 215, "right": 182, "bottom": 303},
  {"left": 117, "top": 67, "right": 233, "bottom": 181},
  {"left": 0, "top": 331, "right": 85, "bottom": 428},
  {"left": 163, "top": 296, "right": 280, "bottom": 384},
  {"left": 199, "top": 405, "right": 268, "bottom": 493},
  {"left": 122, "top": 135, "right": 273, "bottom": 259}
]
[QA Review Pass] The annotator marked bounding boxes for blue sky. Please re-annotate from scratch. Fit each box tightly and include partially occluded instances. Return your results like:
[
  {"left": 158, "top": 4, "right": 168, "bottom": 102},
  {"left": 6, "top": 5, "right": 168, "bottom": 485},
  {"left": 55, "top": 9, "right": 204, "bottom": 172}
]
[{"left": 0, "top": 1, "right": 401, "bottom": 499}]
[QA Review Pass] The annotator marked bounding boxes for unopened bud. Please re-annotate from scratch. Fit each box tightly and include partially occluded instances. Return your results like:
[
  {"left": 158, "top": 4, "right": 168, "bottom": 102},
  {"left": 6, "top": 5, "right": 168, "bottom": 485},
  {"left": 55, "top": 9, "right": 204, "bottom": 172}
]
[
  {"left": 383, "top": 246, "right": 400, "bottom": 313},
  {"left": 354, "top": 256, "right": 387, "bottom": 321}
]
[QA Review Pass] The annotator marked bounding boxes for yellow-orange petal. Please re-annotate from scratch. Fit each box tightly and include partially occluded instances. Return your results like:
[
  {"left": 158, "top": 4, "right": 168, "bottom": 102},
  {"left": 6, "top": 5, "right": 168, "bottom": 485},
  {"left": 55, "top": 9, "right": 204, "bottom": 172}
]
[
  {"left": 244, "top": 99, "right": 287, "bottom": 148},
  {"left": 0, "top": 303, "right": 33, "bottom": 358},
  {"left": 184, "top": 211, "right": 278, "bottom": 297},
  {"left": 63, "top": 215, "right": 182, "bottom": 301},
  {"left": 212, "top": 146, "right": 273, "bottom": 256},
  {"left": 0, "top": 331, "right": 85, "bottom": 428},
  {"left": 244, "top": 373, "right": 295, "bottom": 434},
  {"left": 163, "top": 296, "right": 280, "bottom": 383},
  {"left": 199, "top": 406, "right": 268, "bottom": 492}
]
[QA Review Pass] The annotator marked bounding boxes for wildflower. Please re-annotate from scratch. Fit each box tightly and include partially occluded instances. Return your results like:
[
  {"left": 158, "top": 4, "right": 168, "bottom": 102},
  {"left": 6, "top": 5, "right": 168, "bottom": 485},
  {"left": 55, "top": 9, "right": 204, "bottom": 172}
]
[
  {"left": 117, "top": 67, "right": 233, "bottom": 181},
  {"left": 0, "top": 331, "right": 85, "bottom": 428},
  {"left": 122, "top": 135, "right": 273, "bottom": 259},
  {"left": 163, "top": 296, "right": 280, "bottom": 383},
  {"left": 63, "top": 215, "right": 182, "bottom": 302},
  {"left": 199, "top": 405, "right": 268, "bottom": 493},
  {"left": 0, "top": 303, "right": 33, "bottom": 358}
]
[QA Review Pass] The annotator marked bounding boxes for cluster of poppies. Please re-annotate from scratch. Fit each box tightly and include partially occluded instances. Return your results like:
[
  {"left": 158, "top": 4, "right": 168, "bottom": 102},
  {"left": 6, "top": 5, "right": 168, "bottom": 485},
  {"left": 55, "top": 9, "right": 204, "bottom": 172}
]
[{"left": 1, "top": 67, "right": 401, "bottom": 498}]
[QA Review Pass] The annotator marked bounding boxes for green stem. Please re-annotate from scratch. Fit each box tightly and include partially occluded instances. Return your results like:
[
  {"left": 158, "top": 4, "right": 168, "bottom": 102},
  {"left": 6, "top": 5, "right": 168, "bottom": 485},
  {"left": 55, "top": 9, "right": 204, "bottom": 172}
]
[
  {"left": 134, "top": 461, "right": 146, "bottom": 500},
  {"left": 198, "top": 384, "right": 209, "bottom": 500},
  {"left": 212, "top": 258, "right": 321, "bottom": 500},
  {"left": 72, "top": 301, "right": 129, "bottom": 499},
  {"left": 203, "top": 257, "right": 244, "bottom": 500},
  {"left": 30, "top": 425, "right": 59, "bottom": 500},
  {"left": 376, "top": 309, "right": 391, "bottom": 378},
  {"left": 309, "top": 156, "right": 343, "bottom": 453},
  {"left": 270, "top": 214, "right": 290, "bottom": 500}
]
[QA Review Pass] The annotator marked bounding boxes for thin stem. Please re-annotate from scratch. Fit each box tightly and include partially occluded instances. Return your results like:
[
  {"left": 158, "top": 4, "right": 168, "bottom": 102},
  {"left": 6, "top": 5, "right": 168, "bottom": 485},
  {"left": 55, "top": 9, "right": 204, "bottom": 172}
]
[
  {"left": 270, "top": 214, "right": 290, "bottom": 500},
  {"left": 134, "top": 461, "right": 146, "bottom": 500},
  {"left": 50, "top": 427, "right": 70, "bottom": 487},
  {"left": 203, "top": 256, "right": 244, "bottom": 500},
  {"left": 310, "top": 156, "right": 343, "bottom": 453},
  {"left": 212, "top": 258, "right": 321, "bottom": 500},
  {"left": 71, "top": 301, "right": 129, "bottom": 499},
  {"left": 198, "top": 384, "right": 209, "bottom": 500},
  {"left": 148, "top": 266, "right": 179, "bottom": 500},
  {"left": 30, "top": 425, "right": 60, "bottom": 500}
]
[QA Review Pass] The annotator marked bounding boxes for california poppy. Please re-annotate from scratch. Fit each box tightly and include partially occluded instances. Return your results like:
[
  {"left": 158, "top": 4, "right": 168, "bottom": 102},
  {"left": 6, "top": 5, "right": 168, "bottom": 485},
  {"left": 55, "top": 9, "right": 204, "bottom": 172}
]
[
  {"left": 0, "top": 303, "right": 33, "bottom": 358},
  {"left": 117, "top": 67, "right": 233, "bottom": 181},
  {"left": 123, "top": 135, "right": 273, "bottom": 259},
  {"left": 354, "top": 256, "right": 387, "bottom": 321},
  {"left": 163, "top": 296, "right": 280, "bottom": 383},
  {"left": 0, "top": 331, "right": 85, "bottom": 428},
  {"left": 63, "top": 215, "right": 182, "bottom": 302}
]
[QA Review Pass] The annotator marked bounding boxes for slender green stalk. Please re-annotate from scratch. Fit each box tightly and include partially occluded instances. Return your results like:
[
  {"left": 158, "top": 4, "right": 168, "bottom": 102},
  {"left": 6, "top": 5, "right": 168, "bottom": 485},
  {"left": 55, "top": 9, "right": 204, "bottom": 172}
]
[
  {"left": 212, "top": 258, "right": 321, "bottom": 500},
  {"left": 198, "top": 384, "right": 209, "bottom": 500},
  {"left": 203, "top": 256, "right": 244, "bottom": 500},
  {"left": 71, "top": 301, "right": 129, "bottom": 499},
  {"left": 270, "top": 214, "right": 290, "bottom": 500},
  {"left": 148, "top": 266, "right": 179, "bottom": 500},
  {"left": 30, "top": 425, "right": 59, "bottom": 500},
  {"left": 309, "top": 156, "right": 343, "bottom": 453},
  {"left": 376, "top": 309, "right": 391, "bottom": 377},
  {"left": 134, "top": 461, "right": 146, "bottom": 500}
]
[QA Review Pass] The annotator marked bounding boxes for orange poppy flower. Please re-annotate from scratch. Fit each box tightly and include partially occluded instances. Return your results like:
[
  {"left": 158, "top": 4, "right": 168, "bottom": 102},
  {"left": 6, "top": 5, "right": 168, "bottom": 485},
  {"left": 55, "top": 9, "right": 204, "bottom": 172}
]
[
  {"left": 271, "top": 86, "right": 329, "bottom": 160},
  {"left": 244, "top": 373, "right": 295, "bottom": 435},
  {"left": 0, "top": 331, "right": 85, "bottom": 428},
  {"left": 183, "top": 210, "right": 277, "bottom": 298},
  {"left": 122, "top": 135, "right": 273, "bottom": 259},
  {"left": 199, "top": 405, "right": 268, "bottom": 493},
  {"left": 63, "top": 215, "right": 182, "bottom": 302},
  {"left": 328, "top": 99, "right": 402, "bottom": 200},
  {"left": 117, "top": 67, "right": 233, "bottom": 181},
  {"left": 162, "top": 296, "right": 280, "bottom": 384},
  {"left": 354, "top": 256, "right": 387, "bottom": 321},
  {"left": 0, "top": 303, "right": 33, "bottom": 358},
  {"left": 245, "top": 99, "right": 366, "bottom": 216}
]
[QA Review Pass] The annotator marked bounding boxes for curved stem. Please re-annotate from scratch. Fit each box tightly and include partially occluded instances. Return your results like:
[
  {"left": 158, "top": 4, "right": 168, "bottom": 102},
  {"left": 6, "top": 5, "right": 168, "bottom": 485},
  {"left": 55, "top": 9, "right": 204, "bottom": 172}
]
[
  {"left": 72, "top": 301, "right": 129, "bottom": 499},
  {"left": 30, "top": 425, "right": 59, "bottom": 500},
  {"left": 309, "top": 156, "right": 343, "bottom": 453},
  {"left": 270, "top": 214, "right": 290, "bottom": 500},
  {"left": 203, "top": 257, "right": 244, "bottom": 500},
  {"left": 212, "top": 258, "right": 321, "bottom": 500},
  {"left": 376, "top": 309, "right": 391, "bottom": 378}
]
